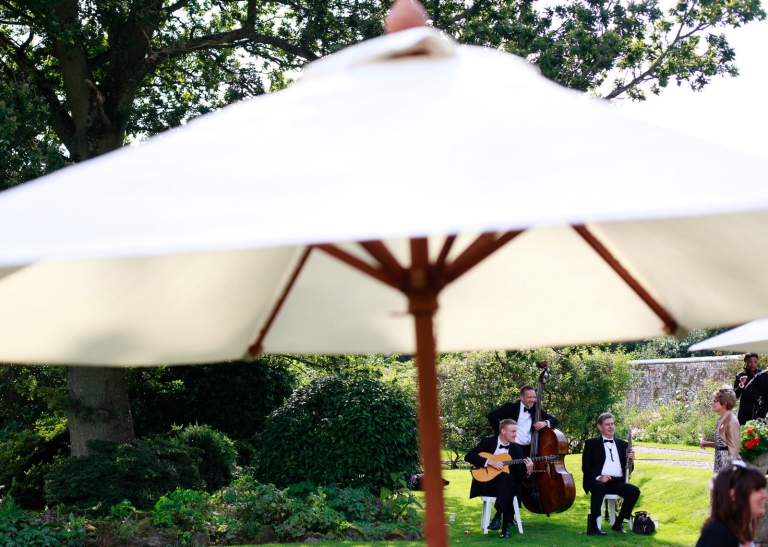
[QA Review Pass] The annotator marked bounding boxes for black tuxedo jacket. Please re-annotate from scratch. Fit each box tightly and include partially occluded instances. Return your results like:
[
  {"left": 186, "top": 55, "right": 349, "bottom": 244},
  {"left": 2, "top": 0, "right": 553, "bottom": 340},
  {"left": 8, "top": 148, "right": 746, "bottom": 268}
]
[
  {"left": 465, "top": 435, "right": 527, "bottom": 499},
  {"left": 486, "top": 400, "right": 559, "bottom": 436},
  {"left": 581, "top": 435, "right": 629, "bottom": 493}
]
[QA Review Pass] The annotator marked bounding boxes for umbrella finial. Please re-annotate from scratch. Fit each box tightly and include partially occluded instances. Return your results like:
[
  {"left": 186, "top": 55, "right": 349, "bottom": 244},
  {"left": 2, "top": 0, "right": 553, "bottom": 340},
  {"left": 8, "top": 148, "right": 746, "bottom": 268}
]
[{"left": 386, "top": 0, "right": 429, "bottom": 33}]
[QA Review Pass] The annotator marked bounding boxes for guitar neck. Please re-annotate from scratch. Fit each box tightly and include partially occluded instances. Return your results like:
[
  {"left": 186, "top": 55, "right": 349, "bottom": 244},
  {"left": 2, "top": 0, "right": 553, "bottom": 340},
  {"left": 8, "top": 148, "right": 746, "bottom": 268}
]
[{"left": 500, "top": 455, "right": 557, "bottom": 466}]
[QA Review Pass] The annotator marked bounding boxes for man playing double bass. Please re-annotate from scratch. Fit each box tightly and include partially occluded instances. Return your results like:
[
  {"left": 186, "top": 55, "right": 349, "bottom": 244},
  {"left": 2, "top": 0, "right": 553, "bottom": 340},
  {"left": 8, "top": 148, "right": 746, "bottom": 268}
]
[
  {"left": 582, "top": 412, "right": 640, "bottom": 536},
  {"left": 487, "top": 384, "right": 560, "bottom": 457},
  {"left": 465, "top": 419, "right": 534, "bottom": 538}
]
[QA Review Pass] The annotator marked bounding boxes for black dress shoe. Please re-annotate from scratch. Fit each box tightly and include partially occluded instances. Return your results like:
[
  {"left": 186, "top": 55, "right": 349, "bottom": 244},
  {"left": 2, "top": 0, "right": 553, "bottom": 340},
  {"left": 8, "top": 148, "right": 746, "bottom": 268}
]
[
  {"left": 611, "top": 522, "right": 627, "bottom": 534},
  {"left": 499, "top": 525, "right": 510, "bottom": 538},
  {"left": 586, "top": 516, "right": 607, "bottom": 536},
  {"left": 488, "top": 512, "right": 501, "bottom": 531}
]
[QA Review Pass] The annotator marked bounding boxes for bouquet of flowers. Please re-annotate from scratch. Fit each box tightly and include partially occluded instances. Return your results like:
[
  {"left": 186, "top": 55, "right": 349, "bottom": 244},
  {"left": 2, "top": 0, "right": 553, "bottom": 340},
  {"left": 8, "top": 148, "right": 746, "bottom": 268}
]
[{"left": 741, "top": 419, "right": 768, "bottom": 463}]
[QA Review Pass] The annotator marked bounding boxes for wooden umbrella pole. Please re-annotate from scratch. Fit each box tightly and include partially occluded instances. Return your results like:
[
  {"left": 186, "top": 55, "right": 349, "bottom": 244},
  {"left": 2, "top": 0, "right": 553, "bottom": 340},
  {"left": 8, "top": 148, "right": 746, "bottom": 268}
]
[{"left": 411, "top": 299, "right": 447, "bottom": 547}]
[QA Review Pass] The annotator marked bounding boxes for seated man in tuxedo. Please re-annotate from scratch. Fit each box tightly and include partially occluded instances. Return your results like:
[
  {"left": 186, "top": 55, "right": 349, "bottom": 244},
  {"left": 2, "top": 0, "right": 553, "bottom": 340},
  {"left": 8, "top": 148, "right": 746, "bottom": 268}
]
[
  {"left": 487, "top": 384, "right": 559, "bottom": 457},
  {"left": 582, "top": 412, "right": 640, "bottom": 536},
  {"left": 465, "top": 419, "right": 533, "bottom": 538}
]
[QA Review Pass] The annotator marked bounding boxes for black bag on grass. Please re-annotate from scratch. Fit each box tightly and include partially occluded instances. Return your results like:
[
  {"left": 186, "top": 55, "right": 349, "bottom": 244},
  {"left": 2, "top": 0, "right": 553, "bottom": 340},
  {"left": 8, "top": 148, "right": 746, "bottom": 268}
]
[{"left": 632, "top": 511, "right": 656, "bottom": 534}]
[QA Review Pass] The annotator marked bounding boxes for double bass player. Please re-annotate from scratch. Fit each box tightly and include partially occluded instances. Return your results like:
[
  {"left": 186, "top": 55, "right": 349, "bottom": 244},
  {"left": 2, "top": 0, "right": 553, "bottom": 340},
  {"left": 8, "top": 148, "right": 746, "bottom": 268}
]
[
  {"left": 485, "top": 382, "right": 561, "bottom": 528},
  {"left": 487, "top": 384, "right": 560, "bottom": 456}
]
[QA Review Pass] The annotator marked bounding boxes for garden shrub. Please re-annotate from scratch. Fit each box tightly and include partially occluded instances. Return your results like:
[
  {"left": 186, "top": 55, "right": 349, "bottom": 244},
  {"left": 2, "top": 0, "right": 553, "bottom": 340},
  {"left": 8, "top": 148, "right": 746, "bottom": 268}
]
[
  {"left": 151, "top": 488, "right": 230, "bottom": 545},
  {"left": 320, "top": 485, "right": 381, "bottom": 521},
  {"left": 45, "top": 438, "right": 203, "bottom": 514},
  {"left": 0, "top": 415, "right": 69, "bottom": 508},
  {"left": 176, "top": 424, "right": 237, "bottom": 492},
  {"left": 251, "top": 375, "right": 419, "bottom": 491},
  {"left": 211, "top": 475, "right": 419, "bottom": 542}
]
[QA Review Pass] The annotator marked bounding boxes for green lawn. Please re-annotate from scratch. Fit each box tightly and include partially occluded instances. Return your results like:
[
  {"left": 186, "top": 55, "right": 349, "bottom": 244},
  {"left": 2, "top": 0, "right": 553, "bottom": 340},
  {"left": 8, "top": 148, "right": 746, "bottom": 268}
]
[{"left": 238, "top": 454, "right": 711, "bottom": 546}]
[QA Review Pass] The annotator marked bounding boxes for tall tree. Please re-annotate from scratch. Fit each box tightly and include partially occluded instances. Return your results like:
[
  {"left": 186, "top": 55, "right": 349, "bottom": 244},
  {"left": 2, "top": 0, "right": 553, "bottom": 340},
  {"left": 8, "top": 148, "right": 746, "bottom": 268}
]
[{"left": 0, "top": 0, "right": 762, "bottom": 455}]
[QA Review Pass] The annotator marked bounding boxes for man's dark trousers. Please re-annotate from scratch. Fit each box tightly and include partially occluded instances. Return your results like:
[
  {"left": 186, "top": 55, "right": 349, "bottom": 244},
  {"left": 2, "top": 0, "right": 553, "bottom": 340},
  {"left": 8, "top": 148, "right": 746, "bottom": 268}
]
[{"left": 584, "top": 477, "right": 640, "bottom": 521}]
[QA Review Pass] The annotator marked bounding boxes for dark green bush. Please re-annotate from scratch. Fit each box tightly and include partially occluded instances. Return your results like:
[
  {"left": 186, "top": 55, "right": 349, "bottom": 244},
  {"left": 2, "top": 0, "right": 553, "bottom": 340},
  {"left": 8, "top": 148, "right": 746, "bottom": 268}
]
[
  {"left": 0, "top": 416, "right": 69, "bottom": 509},
  {"left": 176, "top": 424, "right": 237, "bottom": 492},
  {"left": 251, "top": 376, "right": 419, "bottom": 491},
  {"left": 45, "top": 438, "right": 203, "bottom": 514}
]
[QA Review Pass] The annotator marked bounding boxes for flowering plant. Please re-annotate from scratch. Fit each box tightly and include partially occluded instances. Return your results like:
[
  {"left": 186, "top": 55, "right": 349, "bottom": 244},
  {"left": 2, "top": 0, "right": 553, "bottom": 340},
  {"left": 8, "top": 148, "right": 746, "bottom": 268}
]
[{"left": 740, "top": 419, "right": 768, "bottom": 462}]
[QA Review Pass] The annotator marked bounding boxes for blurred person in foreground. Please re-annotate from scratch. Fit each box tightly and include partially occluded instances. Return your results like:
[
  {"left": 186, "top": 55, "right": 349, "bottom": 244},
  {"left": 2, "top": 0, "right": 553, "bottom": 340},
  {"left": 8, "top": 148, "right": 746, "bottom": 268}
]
[
  {"left": 700, "top": 388, "right": 740, "bottom": 473},
  {"left": 734, "top": 353, "right": 761, "bottom": 425},
  {"left": 696, "top": 461, "right": 767, "bottom": 547}
]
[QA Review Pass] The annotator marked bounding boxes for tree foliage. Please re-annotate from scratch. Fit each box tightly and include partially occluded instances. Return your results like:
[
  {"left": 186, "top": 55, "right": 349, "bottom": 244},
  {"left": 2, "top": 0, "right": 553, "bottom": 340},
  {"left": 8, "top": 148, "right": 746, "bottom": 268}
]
[
  {"left": 621, "top": 328, "right": 730, "bottom": 359},
  {"left": 0, "top": 0, "right": 763, "bottom": 190},
  {"left": 252, "top": 375, "right": 419, "bottom": 491},
  {"left": 126, "top": 359, "right": 297, "bottom": 443}
]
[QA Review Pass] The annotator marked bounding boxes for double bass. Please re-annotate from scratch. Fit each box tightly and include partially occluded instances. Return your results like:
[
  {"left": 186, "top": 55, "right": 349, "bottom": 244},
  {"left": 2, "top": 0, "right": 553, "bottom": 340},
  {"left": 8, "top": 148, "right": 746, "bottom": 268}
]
[{"left": 520, "top": 361, "right": 576, "bottom": 515}]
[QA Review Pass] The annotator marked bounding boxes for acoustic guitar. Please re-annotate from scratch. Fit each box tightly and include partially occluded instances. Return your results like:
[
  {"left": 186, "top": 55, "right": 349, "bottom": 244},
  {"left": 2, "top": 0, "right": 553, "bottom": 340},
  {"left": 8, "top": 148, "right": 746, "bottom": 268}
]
[{"left": 470, "top": 452, "right": 561, "bottom": 482}]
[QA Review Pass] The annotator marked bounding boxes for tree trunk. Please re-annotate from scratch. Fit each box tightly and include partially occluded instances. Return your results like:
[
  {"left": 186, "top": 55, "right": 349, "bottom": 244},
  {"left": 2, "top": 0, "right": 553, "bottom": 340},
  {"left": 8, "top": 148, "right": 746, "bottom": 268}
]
[{"left": 66, "top": 366, "right": 135, "bottom": 456}]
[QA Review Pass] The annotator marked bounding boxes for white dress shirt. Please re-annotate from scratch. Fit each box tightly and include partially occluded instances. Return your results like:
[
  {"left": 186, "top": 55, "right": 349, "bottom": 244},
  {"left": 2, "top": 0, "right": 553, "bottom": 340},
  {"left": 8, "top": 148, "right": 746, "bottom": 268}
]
[
  {"left": 599, "top": 436, "right": 623, "bottom": 478},
  {"left": 515, "top": 406, "right": 533, "bottom": 446},
  {"left": 514, "top": 405, "right": 551, "bottom": 446}
]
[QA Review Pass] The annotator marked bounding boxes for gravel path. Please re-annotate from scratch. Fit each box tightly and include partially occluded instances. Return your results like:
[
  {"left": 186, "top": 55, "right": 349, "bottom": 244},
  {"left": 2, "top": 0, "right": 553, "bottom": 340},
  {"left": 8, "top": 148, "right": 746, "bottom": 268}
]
[{"left": 632, "top": 445, "right": 714, "bottom": 469}]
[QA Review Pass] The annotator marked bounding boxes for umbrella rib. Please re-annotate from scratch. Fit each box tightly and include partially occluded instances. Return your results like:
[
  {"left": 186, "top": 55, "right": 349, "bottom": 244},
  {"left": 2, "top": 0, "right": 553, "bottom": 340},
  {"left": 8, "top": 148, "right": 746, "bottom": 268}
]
[
  {"left": 315, "top": 243, "right": 401, "bottom": 289},
  {"left": 444, "top": 230, "right": 524, "bottom": 284},
  {"left": 572, "top": 224, "right": 678, "bottom": 335},
  {"left": 434, "top": 235, "right": 456, "bottom": 272},
  {"left": 248, "top": 246, "right": 313, "bottom": 357},
  {"left": 359, "top": 240, "right": 407, "bottom": 286}
]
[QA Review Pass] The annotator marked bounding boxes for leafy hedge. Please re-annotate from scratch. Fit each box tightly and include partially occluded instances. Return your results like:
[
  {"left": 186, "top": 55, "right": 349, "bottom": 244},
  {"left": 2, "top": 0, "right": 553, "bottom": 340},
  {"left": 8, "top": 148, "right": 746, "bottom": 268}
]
[{"left": 252, "top": 376, "right": 419, "bottom": 491}]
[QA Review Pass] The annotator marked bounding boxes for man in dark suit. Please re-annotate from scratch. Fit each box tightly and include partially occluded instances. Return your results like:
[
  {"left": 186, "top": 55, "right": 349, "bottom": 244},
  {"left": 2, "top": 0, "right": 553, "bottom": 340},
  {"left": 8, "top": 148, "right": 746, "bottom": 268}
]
[
  {"left": 465, "top": 419, "right": 534, "bottom": 538},
  {"left": 487, "top": 385, "right": 560, "bottom": 457},
  {"left": 582, "top": 412, "right": 640, "bottom": 536},
  {"left": 735, "top": 353, "right": 762, "bottom": 424}
]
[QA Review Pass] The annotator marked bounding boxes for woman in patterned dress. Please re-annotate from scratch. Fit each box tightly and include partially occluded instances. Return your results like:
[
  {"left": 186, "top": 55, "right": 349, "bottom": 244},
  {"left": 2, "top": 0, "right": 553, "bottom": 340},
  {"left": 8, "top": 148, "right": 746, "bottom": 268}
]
[{"left": 700, "top": 388, "right": 740, "bottom": 473}]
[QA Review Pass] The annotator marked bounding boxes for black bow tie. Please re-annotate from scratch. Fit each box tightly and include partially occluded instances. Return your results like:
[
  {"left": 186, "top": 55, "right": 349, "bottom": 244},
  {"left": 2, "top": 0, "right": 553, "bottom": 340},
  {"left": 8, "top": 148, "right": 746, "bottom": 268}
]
[
  {"left": 603, "top": 439, "right": 614, "bottom": 443},
  {"left": 499, "top": 444, "right": 510, "bottom": 450},
  {"left": 523, "top": 406, "right": 531, "bottom": 413}
]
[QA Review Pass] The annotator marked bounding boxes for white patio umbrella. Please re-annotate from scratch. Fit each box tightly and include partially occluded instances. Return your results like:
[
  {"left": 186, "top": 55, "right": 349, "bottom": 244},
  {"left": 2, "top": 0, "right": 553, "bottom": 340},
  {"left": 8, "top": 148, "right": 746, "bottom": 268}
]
[
  {"left": 1, "top": 1, "right": 768, "bottom": 544},
  {"left": 689, "top": 318, "right": 768, "bottom": 353}
]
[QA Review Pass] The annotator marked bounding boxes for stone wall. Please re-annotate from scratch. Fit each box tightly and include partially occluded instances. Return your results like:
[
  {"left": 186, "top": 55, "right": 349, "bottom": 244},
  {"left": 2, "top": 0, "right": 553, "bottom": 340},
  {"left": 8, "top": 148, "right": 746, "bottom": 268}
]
[{"left": 627, "top": 355, "right": 743, "bottom": 409}]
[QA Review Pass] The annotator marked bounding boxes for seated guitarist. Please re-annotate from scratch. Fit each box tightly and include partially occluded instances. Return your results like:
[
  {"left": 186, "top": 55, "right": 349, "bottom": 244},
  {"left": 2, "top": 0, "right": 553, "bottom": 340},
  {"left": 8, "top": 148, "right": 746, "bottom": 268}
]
[{"left": 465, "top": 419, "right": 534, "bottom": 538}]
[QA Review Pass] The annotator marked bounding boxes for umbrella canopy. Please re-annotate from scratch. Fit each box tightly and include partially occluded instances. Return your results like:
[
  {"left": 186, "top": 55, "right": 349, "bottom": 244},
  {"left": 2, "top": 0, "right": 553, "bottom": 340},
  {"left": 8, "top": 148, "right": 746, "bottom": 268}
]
[
  {"left": 689, "top": 319, "right": 768, "bottom": 353},
  {"left": 0, "top": 26, "right": 767, "bottom": 365},
  {"left": 1, "top": 4, "right": 768, "bottom": 545}
]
